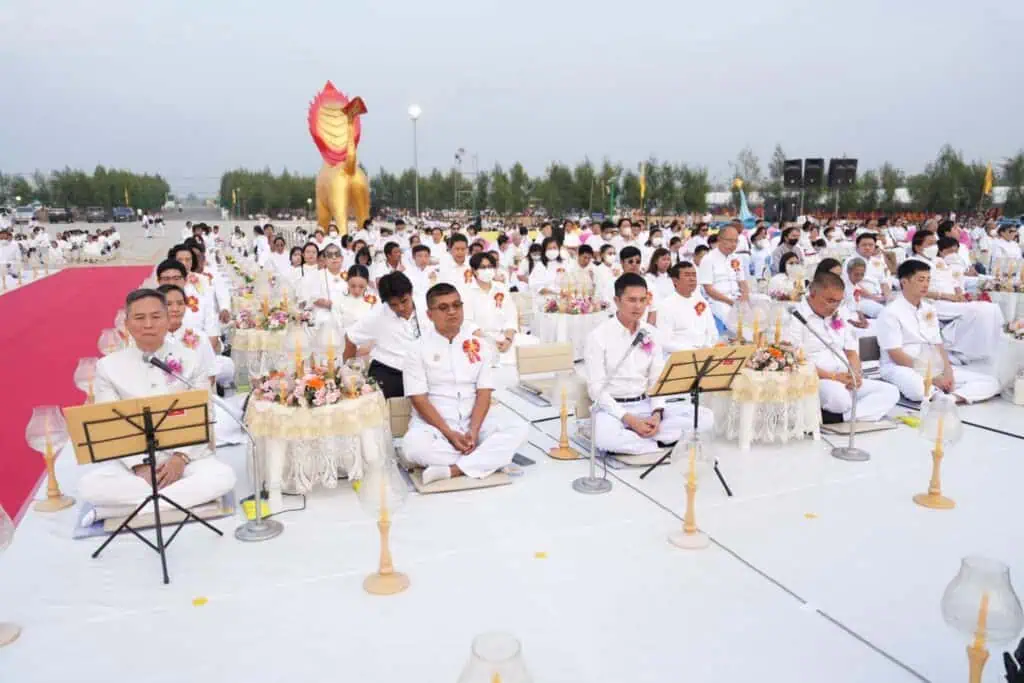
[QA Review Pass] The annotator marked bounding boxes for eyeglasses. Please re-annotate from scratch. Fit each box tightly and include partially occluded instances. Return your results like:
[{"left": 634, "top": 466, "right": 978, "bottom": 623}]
[
  {"left": 430, "top": 301, "right": 464, "bottom": 313},
  {"left": 325, "top": 252, "right": 342, "bottom": 259}
]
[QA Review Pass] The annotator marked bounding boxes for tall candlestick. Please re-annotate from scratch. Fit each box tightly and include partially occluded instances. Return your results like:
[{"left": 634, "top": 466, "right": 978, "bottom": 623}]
[
  {"left": 936, "top": 412, "right": 945, "bottom": 445},
  {"left": 282, "top": 291, "right": 289, "bottom": 312},
  {"left": 379, "top": 471, "right": 389, "bottom": 524},
  {"left": 326, "top": 343, "right": 336, "bottom": 378},
  {"left": 294, "top": 337, "right": 303, "bottom": 376},
  {"left": 736, "top": 310, "right": 744, "bottom": 343},
  {"left": 924, "top": 358, "right": 933, "bottom": 396},
  {"left": 262, "top": 296, "right": 270, "bottom": 316},
  {"left": 87, "top": 379, "right": 94, "bottom": 404},
  {"left": 973, "top": 592, "right": 990, "bottom": 648},
  {"left": 774, "top": 310, "right": 782, "bottom": 344},
  {"left": 687, "top": 443, "right": 697, "bottom": 486},
  {"left": 752, "top": 312, "right": 761, "bottom": 347}
]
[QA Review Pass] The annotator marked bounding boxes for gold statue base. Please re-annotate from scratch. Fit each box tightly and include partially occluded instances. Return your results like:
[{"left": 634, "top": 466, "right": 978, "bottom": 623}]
[
  {"left": 967, "top": 643, "right": 989, "bottom": 683},
  {"left": 0, "top": 622, "right": 21, "bottom": 647},
  {"left": 668, "top": 530, "right": 710, "bottom": 550},
  {"left": 913, "top": 493, "right": 955, "bottom": 509},
  {"left": 34, "top": 495, "right": 74, "bottom": 513},
  {"left": 548, "top": 445, "right": 580, "bottom": 460},
  {"left": 363, "top": 571, "right": 410, "bottom": 596}
]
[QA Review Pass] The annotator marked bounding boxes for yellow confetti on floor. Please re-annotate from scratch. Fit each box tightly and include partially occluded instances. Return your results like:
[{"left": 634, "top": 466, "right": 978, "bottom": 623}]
[
  {"left": 534, "top": 551, "right": 548, "bottom": 559},
  {"left": 352, "top": 480, "right": 362, "bottom": 493},
  {"left": 804, "top": 513, "right": 819, "bottom": 520},
  {"left": 192, "top": 597, "right": 208, "bottom": 607}
]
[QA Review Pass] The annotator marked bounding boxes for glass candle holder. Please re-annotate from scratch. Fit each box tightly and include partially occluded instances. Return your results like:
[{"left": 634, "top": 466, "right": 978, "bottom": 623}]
[{"left": 457, "top": 632, "right": 533, "bottom": 683}]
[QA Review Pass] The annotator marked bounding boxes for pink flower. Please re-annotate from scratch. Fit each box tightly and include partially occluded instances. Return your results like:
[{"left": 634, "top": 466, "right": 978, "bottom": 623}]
[
  {"left": 640, "top": 337, "right": 654, "bottom": 354},
  {"left": 165, "top": 356, "right": 183, "bottom": 375},
  {"left": 830, "top": 316, "right": 844, "bottom": 331}
]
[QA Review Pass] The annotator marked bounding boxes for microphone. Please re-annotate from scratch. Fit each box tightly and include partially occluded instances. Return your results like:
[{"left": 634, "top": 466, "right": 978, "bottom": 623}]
[
  {"left": 787, "top": 307, "right": 870, "bottom": 462},
  {"left": 145, "top": 352, "right": 283, "bottom": 540},
  {"left": 631, "top": 330, "right": 647, "bottom": 347}
]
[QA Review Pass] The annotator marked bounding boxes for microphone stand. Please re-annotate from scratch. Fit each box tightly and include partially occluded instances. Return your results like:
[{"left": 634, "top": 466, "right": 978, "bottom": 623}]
[
  {"left": 572, "top": 332, "right": 644, "bottom": 494},
  {"left": 146, "top": 356, "right": 284, "bottom": 541},
  {"left": 790, "top": 311, "right": 870, "bottom": 462}
]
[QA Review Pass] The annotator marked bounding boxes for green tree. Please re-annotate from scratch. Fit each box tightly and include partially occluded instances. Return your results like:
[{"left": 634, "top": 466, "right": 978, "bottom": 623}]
[
  {"left": 490, "top": 164, "right": 512, "bottom": 215},
  {"left": 878, "top": 162, "right": 905, "bottom": 214},
  {"left": 508, "top": 163, "right": 530, "bottom": 214},
  {"left": 9, "top": 175, "right": 33, "bottom": 202},
  {"left": 1002, "top": 152, "right": 1024, "bottom": 216}
]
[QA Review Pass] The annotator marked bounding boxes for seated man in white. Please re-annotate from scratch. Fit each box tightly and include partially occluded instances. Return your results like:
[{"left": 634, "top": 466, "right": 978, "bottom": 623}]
[
  {"left": 402, "top": 283, "right": 528, "bottom": 485},
  {"left": 653, "top": 260, "right": 719, "bottom": 351},
  {"left": 876, "top": 260, "right": 1000, "bottom": 404},
  {"left": 584, "top": 273, "right": 713, "bottom": 455},
  {"left": 698, "top": 225, "right": 751, "bottom": 332},
  {"left": 78, "top": 289, "right": 236, "bottom": 522},
  {"left": 785, "top": 272, "right": 899, "bottom": 422},
  {"left": 844, "top": 233, "right": 891, "bottom": 317},
  {"left": 464, "top": 251, "right": 538, "bottom": 364}
]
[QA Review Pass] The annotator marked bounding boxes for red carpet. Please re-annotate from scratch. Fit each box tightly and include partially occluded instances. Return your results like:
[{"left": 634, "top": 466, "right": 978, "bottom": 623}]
[{"left": 0, "top": 266, "right": 152, "bottom": 524}]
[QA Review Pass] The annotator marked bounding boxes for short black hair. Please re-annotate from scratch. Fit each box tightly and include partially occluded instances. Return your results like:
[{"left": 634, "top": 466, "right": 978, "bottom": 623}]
[
  {"left": 694, "top": 244, "right": 710, "bottom": 256},
  {"left": 810, "top": 271, "right": 845, "bottom": 293},
  {"left": 126, "top": 288, "right": 166, "bottom": 310},
  {"left": 815, "top": 258, "right": 842, "bottom": 276},
  {"left": 156, "top": 259, "right": 187, "bottom": 278},
  {"left": 855, "top": 232, "right": 877, "bottom": 246},
  {"left": 347, "top": 265, "right": 370, "bottom": 281},
  {"left": 378, "top": 271, "right": 413, "bottom": 302},
  {"left": 497, "top": 233, "right": 509, "bottom": 246},
  {"left": 614, "top": 272, "right": 647, "bottom": 298},
  {"left": 668, "top": 261, "right": 695, "bottom": 279},
  {"left": 355, "top": 246, "right": 371, "bottom": 264},
  {"left": 578, "top": 244, "right": 594, "bottom": 257},
  {"left": 395, "top": 218, "right": 405, "bottom": 227},
  {"left": 897, "top": 259, "right": 931, "bottom": 281},
  {"left": 911, "top": 229, "right": 934, "bottom": 253},
  {"left": 449, "top": 233, "right": 468, "bottom": 246},
  {"left": 383, "top": 241, "right": 400, "bottom": 256},
  {"left": 620, "top": 246, "right": 642, "bottom": 262},
  {"left": 425, "top": 282, "right": 458, "bottom": 307},
  {"left": 938, "top": 235, "right": 960, "bottom": 253},
  {"left": 937, "top": 219, "right": 955, "bottom": 237},
  {"left": 469, "top": 252, "right": 495, "bottom": 270},
  {"left": 411, "top": 244, "right": 430, "bottom": 257},
  {"left": 617, "top": 217, "right": 631, "bottom": 228},
  {"left": 156, "top": 284, "right": 186, "bottom": 300}
]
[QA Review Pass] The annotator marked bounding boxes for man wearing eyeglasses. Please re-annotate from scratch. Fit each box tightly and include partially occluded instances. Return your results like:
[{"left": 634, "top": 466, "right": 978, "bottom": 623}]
[
  {"left": 343, "top": 271, "right": 423, "bottom": 398},
  {"left": 401, "top": 283, "right": 527, "bottom": 485},
  {"left": 698, "top": 225, "right": 751, "bottom": 331}
]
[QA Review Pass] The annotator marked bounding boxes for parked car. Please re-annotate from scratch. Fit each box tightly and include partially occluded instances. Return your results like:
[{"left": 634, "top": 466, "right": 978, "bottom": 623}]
[
  {"left": 12, "top": 206, "right": 36, "bottom": 225},
  {"left": 111, "top": 206, "right": 135, "bottom": 222},
  {"left": 85, "top": 206, "right": 107, "bottom": 223},
  {"left": 47, "top": 207, "right": 73, "bottom": 223}
]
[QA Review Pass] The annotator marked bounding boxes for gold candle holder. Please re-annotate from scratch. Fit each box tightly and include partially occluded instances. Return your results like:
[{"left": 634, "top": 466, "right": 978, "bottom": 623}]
[
  {"left": 914, "top": 440, "right": 955, "bottom": 509},
  {"left": 669, "top": 443, "right": 710, "bottom": 550},
  {"left": 915, "top": 397, "right": 961, "bottom": 509},
  {"left": 364, "top": 493, "right": 409, "bottom": 595},
  {"left": 34, "top": 434, "right": 74, "bottom": 513},
  {"left": 548, "top": 385, "right": 580, "bottom": 460}
]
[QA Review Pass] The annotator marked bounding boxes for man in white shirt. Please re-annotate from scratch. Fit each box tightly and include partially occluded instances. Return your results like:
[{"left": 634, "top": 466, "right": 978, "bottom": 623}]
[
  {"left": 698, "top": 225, "right": 750, "bottom": 330},
  {"left": 844, "top": 233, "right": 891, "bottom": 317},
  {"left": 406, "top": 244, "right": 440, "bottom": 310},
  {"left": 426, "top": 227, "right": 448, "bottom": 262},
  {"left": 77, "top": 289, "right": 236, "bottom": 522},
  {"left": 654, "top": 261, "right": 719, "bottom": 352},
  {"left": 344, "top": 272, "right": 423, "bottom": 398},
  {"left": 158, "top": 284, "right": 218, "bottom": 384},
  {"left": 584, "top": 273, "right": 713, "bottom": 455},
  {"left": 156, "top": 260, "right": 219, "bottom": 348},
  {"left": 441, "top": 233, "right": 473, "bottom": 292},
  {"left": 402, "top": 283, "right": 528, "bottom": 485},
  {"left": 876, "top": 260, "right": 999, "bottom": 403},
  {"left": 370, "top": 241, "right": 404, "bottom": 288},
  {"left": 786, "top": 272, "right": 898, "bottom": 421}
]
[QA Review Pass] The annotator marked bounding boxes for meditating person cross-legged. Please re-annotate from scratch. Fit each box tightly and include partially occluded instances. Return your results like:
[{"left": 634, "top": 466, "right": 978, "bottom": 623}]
[
  {"left": 78, "top": 289, "right": 237, "bottom": 523},
  {"left": 401, "top": 283, "right": 528, "bottom": 485},
  {"left": 583, "top": 272, "right": 713, "bottom": 455},
  {"left": 876, "top": 260, "right": 1000, "bottom": 404},
  {"left": 785, "top": 272, "right": 899, "bottom": 422}
]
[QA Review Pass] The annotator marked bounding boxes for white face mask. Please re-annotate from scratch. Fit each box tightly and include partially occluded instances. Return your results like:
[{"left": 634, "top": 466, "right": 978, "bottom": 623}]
[
  {"left": 559, "top": 247, "right": 570, "bottom": 260},
  {"left": 476, "top": 268, "right": 494, "bottom": 283},
  {"left": 922, "top": 244, "right": 939, "bottom": 259},
  {"left": 328, "top": 231, "right": 338, "bottom": 237},
  {"left": 944, "top": 254, "right": 963, "bottom": 267},
  {"left": 620, "top": 229, "right": 632, "bottom": 239},
  {"left": 755, "top": 239, "right": 766, "bottom": 248},
  {"left": 651, "top": 237, "right": 663, "bottom": 247},
  {"left": 602, "top": 254, "right": 615, "bottom": 265},
  {"left": 545, "top": 249, "right": 560, "bottom": 260}
]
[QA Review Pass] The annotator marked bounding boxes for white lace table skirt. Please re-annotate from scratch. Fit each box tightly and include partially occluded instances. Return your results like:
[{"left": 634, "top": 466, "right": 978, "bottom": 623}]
[
  {"left": 534, "top": 311, "right": 608, "bottom": 360},
  {"left": 993, "top": 333, "right": 1024, "bottom": 403},
  {"left": 707, "top": 367, "right": 821, "bottom": 451}
]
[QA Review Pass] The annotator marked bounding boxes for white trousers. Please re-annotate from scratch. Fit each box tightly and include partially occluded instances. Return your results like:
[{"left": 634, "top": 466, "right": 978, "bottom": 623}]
[
  {"left": 819, "top": 378, "right": 899, "bottom": 422},
  {"left": 215, "top": 354, "right": 235, "bottom": 386},
  {"left": 402, "top": 413, "right": 527, "bottom": 478},
  {"left": 936, "top": 301, "right": 1004, "bottom": 361},
  {"left": 593, "top": 398, "right": 714, "bottom": 455},
  {"left": 78, "top": 457, "right": 237, "bottom": 520},
  {"left": 880, "top": 364, "right": 1000, "bottom": 404}
]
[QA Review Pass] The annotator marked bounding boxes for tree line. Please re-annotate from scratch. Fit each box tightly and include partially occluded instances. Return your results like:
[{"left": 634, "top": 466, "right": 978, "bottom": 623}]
[{"left": 0, "top": 167, "right": 171, "bottom": 212}]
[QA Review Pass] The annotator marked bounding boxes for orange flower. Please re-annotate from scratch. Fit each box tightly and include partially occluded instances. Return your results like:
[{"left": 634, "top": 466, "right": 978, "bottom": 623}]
[
  {"left": 494, "top": 292, "right": 504, "bottom": 308},
  {"left": 730, "top": 259, "right": 741, "bottom": 272},
  {"left": 768, "top": 348, "right": 783, "bottom": 359},
  {"left": 364, "top": 293, "right": 377, "bottom": 304},
  {"left": 306, "top": 377, "right": 325, "bottom": 391},
  {"left": 185, "top": 295, "right": 199, "bottom": 313},
  {"left": 694, "top": 301, "right": 706, "bottom": 316},
  {"left": 464, "top": 269, "right": 473, "bottom": 283}
]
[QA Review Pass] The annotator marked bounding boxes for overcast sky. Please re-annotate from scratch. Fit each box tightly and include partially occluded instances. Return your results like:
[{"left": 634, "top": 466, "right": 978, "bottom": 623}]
[{"left": 1, "top": 0, "right": 1021, "bottom": 195}]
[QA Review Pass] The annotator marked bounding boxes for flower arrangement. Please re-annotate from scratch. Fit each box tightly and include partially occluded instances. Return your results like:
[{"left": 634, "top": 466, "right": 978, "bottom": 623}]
[
  {"left": 181, "top": 328, "right": 201, "bottom": 350},
  {"left": 233, "top": 306, "right": 291, "bottom": 331},
  {"left": 768, "top": 284, "right": 796, "bottom": 302},
  {"left": 291, "top": 307, "right": 316, "bottom": 327},
  {"left": 543, "top": 294, "right": 608, "bottom": 315},
  {"left": 463, "top": 338, "right": 482, "bottom": 363},
  {"left": 746, "top": 342, "right": 800, "bottom": 372},
  {"left": 964, "top": 291, "right": 992, "bottom": 303},
  {"left": 250, "top": 364, "right": 380, "bottom": 407},
  {"left": 1006, "top": 320, "right": 1024, "bottom": 340},
  {"left": 981, "top": 278, "right": 1024, "bottom": 294}
]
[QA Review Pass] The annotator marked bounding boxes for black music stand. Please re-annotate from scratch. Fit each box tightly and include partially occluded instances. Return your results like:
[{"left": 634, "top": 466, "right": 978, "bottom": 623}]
[
  {"left": 638, "top": 345, "right": 756, "bottom": 496},
  {"left": 64, "top": 390, "right": 222, "bottom": 584}
]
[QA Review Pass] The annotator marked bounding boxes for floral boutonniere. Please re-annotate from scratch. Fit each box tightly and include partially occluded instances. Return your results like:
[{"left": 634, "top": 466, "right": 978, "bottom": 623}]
[
  {"left": 363, "top": 293, "right": 377, "bottom": 305},
  {"left": 186, "top": 272, "right": 200, "bottom": 287},
  {"left": 428, "top": 270, "right": 438, "bottom": 283},
  {"left": 342, "top": 272, "right": 349, "bottom": 281},
  {"left": 730, "top": 258, "right": 741, "bottom": 272},
  {"left": 935, "top": 260, "right": 947, "bottom": 270},
  {"left": 853, "top": 288, "right": 863, "bottom": 301},
  {"left": 203, "top": 271, "right": 214, "bottom": 282},
  {"left": 181, "top": 328, "right": 200, "bottom": 350},
  {"left": 556, "top": 267, "right": 566, "bottom": 275},
  {"left": 464, "top": 269, "right": 474, "bottom": 284},
  {"left": 829, "top": 315, "right": 844, "bottom": 331},
  {"left": 612, "top": 267, "right": 622, "bottom": 277},
  {"left": 695, "top": 301, "right": 707, "bottom": 316},
  {"left": 162, "top": 355, "right": 183, "bottom": 383},
  {"left": 463, "top": 338, "right": 482, "bottom": 363},
  {"left": 494, "top": 292, "right": 505, "bottom": 309},
  {"left": 639, "top": 332, "right": 654, "bottom": 355},
  {"left": 185, "top": 295, "right": 200, "bottom": 313},
  {"left": 924, "top": 310, "right": 936, "bottom": 324}
]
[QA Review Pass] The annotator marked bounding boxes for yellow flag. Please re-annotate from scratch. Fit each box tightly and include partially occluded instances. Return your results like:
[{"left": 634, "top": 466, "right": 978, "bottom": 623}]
[
  {"left": 124, "top": 186, "right": 130, "bottom": 207},
  {"left": 232, "top": 188, "right": 238, "bottom": 206},
  {"left": 983, "top": 162, "right": 994, "bottom": 196},
  {"left": 639, "top": 162, "right": 647, "bottom": 202}
]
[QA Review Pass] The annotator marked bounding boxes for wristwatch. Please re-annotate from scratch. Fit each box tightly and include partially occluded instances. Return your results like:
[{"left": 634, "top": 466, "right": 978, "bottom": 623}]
[{"left": 652, "top": 408, "right": 665, "bottom": 420}]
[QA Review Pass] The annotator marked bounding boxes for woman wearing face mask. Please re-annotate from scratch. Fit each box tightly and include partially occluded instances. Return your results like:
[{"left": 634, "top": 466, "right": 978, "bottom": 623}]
[
  {"left": 768, "top": 251, "right": 803, "bottom": 301},
  {"left": 593, "top": 244, "right": 622, "bottom": 306},
  {"left": 643, "top": 228, "right": 665, "bottom": 265},
  {"left": 517, "top": 243, "right": 542, "bottom": 288},
  {"left": 750, "top": 226, "right": 772, "bottom": 278},
  {"left": 770, "top": 226, "right": 804, "bottom": 274},
  {"left": 528, "top": 236, "right": 566, "bottom": 301},
  {"left": 464, "top": 252, "right": 536, "bottom": 364}
]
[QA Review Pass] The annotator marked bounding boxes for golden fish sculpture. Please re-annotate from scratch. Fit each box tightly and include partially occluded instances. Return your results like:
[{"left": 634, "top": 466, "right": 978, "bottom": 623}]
[{"left": 309, "top": 81, "right": 371, "bottom": 235}]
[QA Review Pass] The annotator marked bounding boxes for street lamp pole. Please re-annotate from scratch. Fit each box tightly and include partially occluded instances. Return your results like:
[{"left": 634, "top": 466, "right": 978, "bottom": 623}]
[{"left": 408, "top": 105, "right": 422, "bottom": 216}]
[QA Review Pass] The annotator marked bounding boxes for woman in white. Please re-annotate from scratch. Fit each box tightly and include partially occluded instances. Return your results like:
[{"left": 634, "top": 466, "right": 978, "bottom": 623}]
[
  {"left": 642, "top": 227, "right": 665, "bottom": 265},
  {"left": 335, "top": 265, "right": 379, "bottom": 330},
  {"left": 464, "top": 252, "right": 537, "bottom": 364},
  {"left": 767, "top": 251, "right": 803, "bottom": 301},
  {"left": 516, "top": 243, "right": 543, "bottom": 291},
  {"left": 528, "top": 237, "right": 568, "bottom": 305},
  {"left": 302, "top": 243, "right": 349, "bottom": 327},
  {"left": 749, "top": 226, "right": 772, "bottom": 279},
  {"left": 644, "top": 248, "right": 674, "bottom": 303},
  {"left": 818, "top": 257, "right": 875, "bottom": 338}
]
